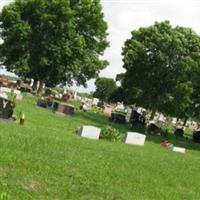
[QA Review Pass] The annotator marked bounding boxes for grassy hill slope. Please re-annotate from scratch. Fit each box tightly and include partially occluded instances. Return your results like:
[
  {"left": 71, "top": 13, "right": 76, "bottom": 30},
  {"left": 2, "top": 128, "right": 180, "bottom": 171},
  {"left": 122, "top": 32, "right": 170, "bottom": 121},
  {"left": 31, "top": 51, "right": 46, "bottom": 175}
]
[{"left": 1, "top": 96, "right": 200, "bottom": 200}]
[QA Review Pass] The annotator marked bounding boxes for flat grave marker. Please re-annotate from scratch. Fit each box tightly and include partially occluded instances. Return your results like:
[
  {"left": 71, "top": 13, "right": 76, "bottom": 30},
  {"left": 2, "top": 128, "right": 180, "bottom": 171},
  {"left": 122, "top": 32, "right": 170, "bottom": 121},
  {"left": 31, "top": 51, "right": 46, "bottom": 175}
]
[{"left": 173, "top": 147, "right": 186, "bottom": 153}]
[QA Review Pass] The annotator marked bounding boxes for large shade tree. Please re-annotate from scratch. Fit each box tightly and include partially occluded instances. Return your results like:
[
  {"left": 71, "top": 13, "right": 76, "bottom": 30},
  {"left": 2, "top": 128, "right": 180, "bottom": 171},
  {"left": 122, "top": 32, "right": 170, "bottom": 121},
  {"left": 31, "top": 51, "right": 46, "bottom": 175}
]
[
  {"left": 121, "top": 21, "right": 200, "bottom": 119},
  {"left": 94, "top": 77, "right": 117, "bottom": 102},
  {"left": 0, "top": 0, "right": 109, "bottom": 93}
]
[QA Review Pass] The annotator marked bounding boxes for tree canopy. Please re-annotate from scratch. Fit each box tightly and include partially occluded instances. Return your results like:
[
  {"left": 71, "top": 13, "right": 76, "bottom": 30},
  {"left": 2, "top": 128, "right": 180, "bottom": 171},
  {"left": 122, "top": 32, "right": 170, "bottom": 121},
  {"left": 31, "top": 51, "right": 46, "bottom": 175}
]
[
  {"left": 94, "top": 77, "right": 117, "bottom": 102},
  {"left": 0, "top": 0, "right": 109, "bottom": 92},
  {"left": 121, "top": 21, "right": 200, "bottom": 119}
]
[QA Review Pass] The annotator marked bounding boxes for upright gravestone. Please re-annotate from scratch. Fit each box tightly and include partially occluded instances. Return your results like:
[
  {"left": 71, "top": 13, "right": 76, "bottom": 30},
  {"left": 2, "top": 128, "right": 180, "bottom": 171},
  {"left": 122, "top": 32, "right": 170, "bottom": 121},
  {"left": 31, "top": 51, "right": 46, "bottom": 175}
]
[
  {"left": 53, "top": 102, "right": 74, "bottom": 115},
  {"left": 103, "top": 106, "right": 112, "bottom": 116},
  {"left": 0, "top": 87, "right": 11, "bottom": 93},
  {"left": 0, "top": 93, "right": 8, "bottom": 99},
  {"left": 124, "top": 132, "right": 146, "bottom": 146},
  {"left": 13, "top": 90, "right": 21, "bottom": 95},
  {"left": 0, "top": 97, "right": 14, "bottom": 119},
  {"left": 79, "top": 126, "right": 101, "bottom": 140},
  {"left": 92, "top": 98, "right": 99, "bottom": 106}
]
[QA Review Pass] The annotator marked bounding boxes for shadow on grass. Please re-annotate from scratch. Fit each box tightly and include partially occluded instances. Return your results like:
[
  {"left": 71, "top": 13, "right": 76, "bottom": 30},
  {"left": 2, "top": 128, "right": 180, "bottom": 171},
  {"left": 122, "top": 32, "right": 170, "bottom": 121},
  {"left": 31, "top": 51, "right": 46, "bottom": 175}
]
[
  {"left": 74, "top": 110, "right": 145, "bottom": 134},
  {"left": 47, "top": 103, "right": 200, "bottom": 152}
]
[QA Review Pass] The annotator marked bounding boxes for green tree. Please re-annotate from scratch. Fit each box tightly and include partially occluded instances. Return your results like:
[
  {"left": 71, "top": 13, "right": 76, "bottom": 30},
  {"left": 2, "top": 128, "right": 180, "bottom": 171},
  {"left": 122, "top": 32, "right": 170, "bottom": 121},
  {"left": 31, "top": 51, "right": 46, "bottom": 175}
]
[
  {"left": 109, "top": 87, "right": 125, "bottom": 103},
  {"left": 0, "top": 0, "right": 108, "bottom": 93},
  {"left": 121, "top": 21, "right": 200, "bottom": 119},
  {"left": 94, "top": 77, "right": 117, "bottom": 102}
]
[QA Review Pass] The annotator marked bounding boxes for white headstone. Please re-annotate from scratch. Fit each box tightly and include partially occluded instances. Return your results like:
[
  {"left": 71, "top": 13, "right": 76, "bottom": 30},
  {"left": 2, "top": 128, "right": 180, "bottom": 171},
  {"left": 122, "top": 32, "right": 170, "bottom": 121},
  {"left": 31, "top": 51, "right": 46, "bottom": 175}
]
[
  {"left": 92, "top": 98, "right": 99, "bottom": 106},
  {"left": 0, "top": 93, "right": 8, "bottom": 99},
  {"left": 76, "top": 95, "right": 81, "bottom": 100},
  {"left": 172, "top": 118, "right": 177, "bottom": 125},
  {"left": 103, "top": 106, "right": 112, "bottom": 116},
  {"left": 30, "top": 79, "right": 34, "bottom": 87},
  {"left": 173, "top": 147, "right": 186, "bottom": 153},
  {"left": 83, "top": 104, "right": 89, "bottom": 111},
  {"left": 13, "top": 90, "right": 21, "bottom": 95},
  {"left": 124, "top": 132, "right": 146, "bottom": 146},
  {"left": 0, "top": 87, "right": 11, "bottom": 93},
  {"left": 79, "top": 126, "right": 101, "bottom": 140}
]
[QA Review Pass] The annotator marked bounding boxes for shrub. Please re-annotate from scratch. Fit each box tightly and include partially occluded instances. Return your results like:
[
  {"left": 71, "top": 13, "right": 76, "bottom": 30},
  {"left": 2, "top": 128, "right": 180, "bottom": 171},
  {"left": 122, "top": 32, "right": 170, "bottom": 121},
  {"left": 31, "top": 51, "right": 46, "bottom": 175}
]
[{"left": 100, "top": 126, "right": 121, "bottom": 141}]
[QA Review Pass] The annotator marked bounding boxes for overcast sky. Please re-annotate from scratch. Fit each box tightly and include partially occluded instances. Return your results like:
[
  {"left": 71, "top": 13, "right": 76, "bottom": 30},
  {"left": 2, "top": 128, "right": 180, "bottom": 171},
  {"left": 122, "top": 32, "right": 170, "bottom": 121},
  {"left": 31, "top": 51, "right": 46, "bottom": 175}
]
[{"left": 1, "top": 0, "right": 200, "bottom": 92}]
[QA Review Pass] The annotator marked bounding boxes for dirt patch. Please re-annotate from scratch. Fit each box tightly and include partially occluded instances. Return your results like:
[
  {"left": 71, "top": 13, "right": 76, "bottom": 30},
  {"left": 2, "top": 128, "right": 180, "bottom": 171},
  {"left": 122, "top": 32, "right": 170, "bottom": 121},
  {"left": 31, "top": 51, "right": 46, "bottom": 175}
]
[{"left": 21, "top": 180, "right": 41, "bottom": 193}]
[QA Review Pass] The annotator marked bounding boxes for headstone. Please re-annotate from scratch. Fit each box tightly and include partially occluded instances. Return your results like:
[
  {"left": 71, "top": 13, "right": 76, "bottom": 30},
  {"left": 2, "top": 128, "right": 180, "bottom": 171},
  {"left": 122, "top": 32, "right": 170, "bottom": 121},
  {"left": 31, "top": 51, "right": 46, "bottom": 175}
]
[
  {"left": 13, "top": 90, "right": 21, "bottom": 95},
  {"left": 126, "top": 106, "right": 132, "bottom": 122},
  {"left": 53, "top": 102, "right": 74, "bottom": 115},
  {"left": 83, "top": 103, "right": 89, "bottom": 112},
  {"left": 130, "top": 110, "right": 145, "bottom": 126},
  {"left": 173, "top": 147, "right": 186, "bottom": 153},
  {"left": 124, "top": 132, "right": 146, "bottom": 146},
  {"left": 92, "top": 98, "right": 99, "bottom": 106},
  {"left": 193, "top": 131, "right": 200, "bottom": 143},
  {"left": 172, "top": 118, "right": 177, "bottom": 125},
  {"left": 79, "top": 126, "right": 101, "bottom": 140},
  {"left": 0, "top": 87, "right": 11, "bottom": 93},
  {"left": 76, "top": 95, "right": 82, "bottom": 101},
  {"left": 174, "top": 128, "right": 184, "bottom": 138},
  {"left": 37, "top": 99, "right": 48, "bottom": 108},
  {"left": 110, "top": 112, "right": 126, "bottom": 124},
  {"left": 103, "top": 106, "right": 112, "bottom": 116},
  {"left": 0, "top": 93, "right": 8, "bottom": 99},
  {"left": 115, "top": 103, "right": 125, "bottom": 112},
  {"left": 0, "top": 97, "right": 14, "bottom": 119}
]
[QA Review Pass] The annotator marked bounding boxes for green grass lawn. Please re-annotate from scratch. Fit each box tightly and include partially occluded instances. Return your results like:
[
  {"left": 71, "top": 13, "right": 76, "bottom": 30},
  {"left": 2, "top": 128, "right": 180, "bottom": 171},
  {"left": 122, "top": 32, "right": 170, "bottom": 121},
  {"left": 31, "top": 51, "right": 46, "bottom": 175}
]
[{"left": 1, "top": 96, "right": 200, "bottom": 200}]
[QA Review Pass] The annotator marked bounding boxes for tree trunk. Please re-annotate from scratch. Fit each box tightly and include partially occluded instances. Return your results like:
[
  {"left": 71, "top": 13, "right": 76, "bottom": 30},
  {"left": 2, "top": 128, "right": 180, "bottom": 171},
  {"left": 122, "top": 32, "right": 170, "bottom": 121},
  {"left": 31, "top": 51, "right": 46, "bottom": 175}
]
[
  {"left": 176, "top": 118, "right": 179, "bottom": 124},
  {"left": 37, "top": 80, "right": 44, "bottom": 95},
  {"left": 183, "top": 117, "right": 188, "bottom": 128},
  {"left": 32, "top": 79, "right": 38, "bottom": 91},
  {"left": 150, "top": 108, "right": 156, "bottom": 120}
]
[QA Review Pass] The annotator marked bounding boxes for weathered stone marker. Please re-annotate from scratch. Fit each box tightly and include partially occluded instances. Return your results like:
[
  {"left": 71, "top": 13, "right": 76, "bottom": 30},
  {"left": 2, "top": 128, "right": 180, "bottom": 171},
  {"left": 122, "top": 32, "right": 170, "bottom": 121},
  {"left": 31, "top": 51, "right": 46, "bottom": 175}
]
[
  {"left": 124, "top": 132, "right": 146, "bottom": 146},
  {"left": 79, "top": 126, "right": 101, "bottom": 140},
  {"left": 173, "top": 147, "right": 186, "bottom": 153},
  {"left": 53, "top": 102, "right": 74, "bottom": 115}
]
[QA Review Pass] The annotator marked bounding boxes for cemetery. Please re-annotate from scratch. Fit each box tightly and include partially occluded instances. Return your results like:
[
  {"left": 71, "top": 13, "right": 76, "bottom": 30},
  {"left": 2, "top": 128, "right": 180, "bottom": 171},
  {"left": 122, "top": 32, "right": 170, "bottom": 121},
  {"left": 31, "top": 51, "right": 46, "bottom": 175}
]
[
  {"left": 1, "top": 91, "right": 200, "bottom": 199},
  {"left": 1, "top": 0, "right": 200, "bottom": 199},
  {"left": 0, "top": 68, "right": 200, "bottom": 200}
]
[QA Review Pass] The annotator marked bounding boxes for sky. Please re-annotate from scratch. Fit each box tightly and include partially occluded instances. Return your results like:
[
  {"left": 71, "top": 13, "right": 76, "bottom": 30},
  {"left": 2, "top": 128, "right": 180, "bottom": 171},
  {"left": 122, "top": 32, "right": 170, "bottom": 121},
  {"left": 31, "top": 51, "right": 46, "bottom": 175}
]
[{"left": 1, "top": 0, "right": 200, "bottom": 92}]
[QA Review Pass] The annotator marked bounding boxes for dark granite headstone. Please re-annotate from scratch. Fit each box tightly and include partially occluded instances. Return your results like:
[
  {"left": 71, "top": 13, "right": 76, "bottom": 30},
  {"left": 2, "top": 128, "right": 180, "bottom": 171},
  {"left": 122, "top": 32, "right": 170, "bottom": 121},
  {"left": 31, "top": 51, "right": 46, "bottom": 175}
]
[
  {"left": 193, "top": 131, "right": 200, "bottom": 143},
  {"left": 174, "top": 128, "right": 184, "bottom": 138},
  {"left": 37, "top": 99, "right": 53, "bottom": 109},
  {"left": 0, "top": 97, "right": 14, "bottom": 119},
  {"left": 129, "top": 110, "right": 145, "bottom": 126},
  {"left": 110, "top": 112, "right": 126, "bottom": 124}
]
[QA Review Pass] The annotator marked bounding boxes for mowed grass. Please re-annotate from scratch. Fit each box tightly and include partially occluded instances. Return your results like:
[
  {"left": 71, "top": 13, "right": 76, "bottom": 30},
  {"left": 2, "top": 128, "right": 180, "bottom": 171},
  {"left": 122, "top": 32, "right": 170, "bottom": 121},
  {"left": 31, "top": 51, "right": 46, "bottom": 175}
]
[{"left": 1, "top": 96, "right": 200, "bottom": 200}]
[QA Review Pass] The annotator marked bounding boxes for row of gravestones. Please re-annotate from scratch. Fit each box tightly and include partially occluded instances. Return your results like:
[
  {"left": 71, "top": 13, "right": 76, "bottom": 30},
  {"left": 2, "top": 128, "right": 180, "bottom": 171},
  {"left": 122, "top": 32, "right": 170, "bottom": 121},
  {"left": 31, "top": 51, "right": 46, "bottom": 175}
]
[
  {"left": 79, "top": 125, "right": 186, "bottom": 153},
  {"left": 37, "top": 98, "right": 75, "bottom": 115}
]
